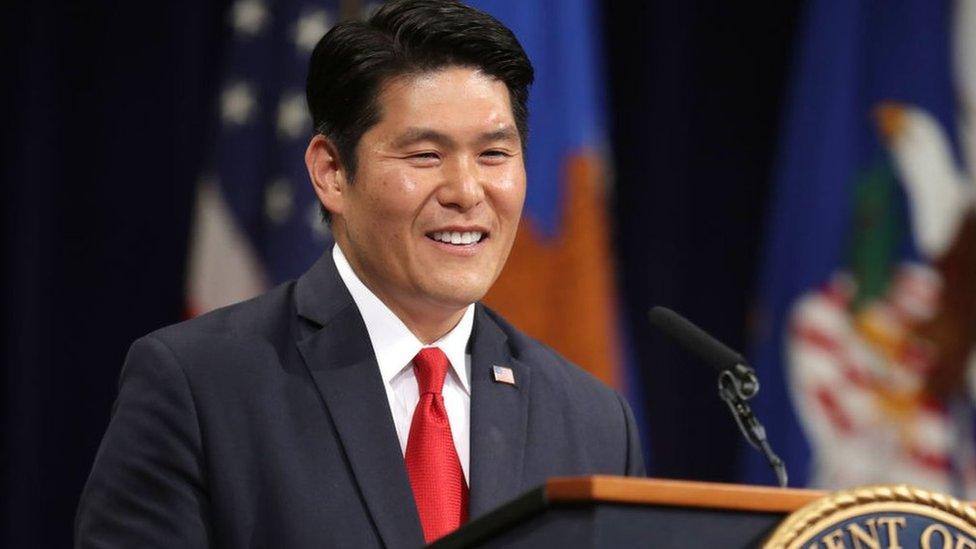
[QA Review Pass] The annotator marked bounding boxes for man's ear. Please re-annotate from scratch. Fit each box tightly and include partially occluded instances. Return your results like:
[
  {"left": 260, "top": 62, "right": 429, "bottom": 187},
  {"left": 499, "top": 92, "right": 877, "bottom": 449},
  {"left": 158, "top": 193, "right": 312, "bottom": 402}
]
[{"left": 305, "top": 134, "right": 348, "bottom": 217}]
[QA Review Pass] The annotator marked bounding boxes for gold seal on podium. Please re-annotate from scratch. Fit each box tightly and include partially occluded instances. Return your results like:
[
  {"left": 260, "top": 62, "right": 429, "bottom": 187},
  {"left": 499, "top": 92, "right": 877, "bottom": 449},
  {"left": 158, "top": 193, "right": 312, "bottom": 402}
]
[{"left": 764, "top": 485, "right": 976, "bottom": 549}]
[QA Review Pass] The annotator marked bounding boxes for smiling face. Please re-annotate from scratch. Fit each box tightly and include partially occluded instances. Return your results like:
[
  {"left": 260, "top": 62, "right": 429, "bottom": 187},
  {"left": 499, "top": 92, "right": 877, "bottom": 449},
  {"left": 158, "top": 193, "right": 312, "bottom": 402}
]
[{"left": 308, "top": 66, "right": 526, "bottom": 338}]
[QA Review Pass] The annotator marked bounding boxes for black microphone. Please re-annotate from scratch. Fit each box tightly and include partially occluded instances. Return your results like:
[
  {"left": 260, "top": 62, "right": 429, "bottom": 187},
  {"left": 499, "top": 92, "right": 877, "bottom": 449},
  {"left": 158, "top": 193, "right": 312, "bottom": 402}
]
[
  {"left": 647, "top": 306, "right": 787, "bottom": 487},
  {"left": 647, "top": 306, "right": 759, "bottom": 398}
]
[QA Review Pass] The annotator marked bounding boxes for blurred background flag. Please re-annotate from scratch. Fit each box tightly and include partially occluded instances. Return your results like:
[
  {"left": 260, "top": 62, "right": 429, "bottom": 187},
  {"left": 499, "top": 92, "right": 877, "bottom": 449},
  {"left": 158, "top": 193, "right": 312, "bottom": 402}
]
[
  {"left": 746, "top": 0, "right": 976, "bottom": 495},
  {"left": 186, "top": 0, "right": 341, "bottom": 316},
  {"left": 468, "top": 0, "right": 646, "bottom": 428}
]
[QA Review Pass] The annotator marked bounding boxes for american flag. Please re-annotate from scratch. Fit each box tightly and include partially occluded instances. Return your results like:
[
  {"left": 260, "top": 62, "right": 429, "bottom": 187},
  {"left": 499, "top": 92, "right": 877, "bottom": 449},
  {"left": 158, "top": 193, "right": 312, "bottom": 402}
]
[
  {"left": 187, "top": 0, "right": 377, "bottom": 315},
  {"left": 491, "top": 365, "right": 516, "bottom": 386}
]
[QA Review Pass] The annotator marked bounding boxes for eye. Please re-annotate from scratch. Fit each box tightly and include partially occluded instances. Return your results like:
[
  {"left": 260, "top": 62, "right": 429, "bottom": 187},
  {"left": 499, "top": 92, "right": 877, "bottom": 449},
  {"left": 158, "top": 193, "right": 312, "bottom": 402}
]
[
  {"left": 480, "top": 149, "right": 513, "bottom": 164},
  {"left": 406, "top": 151, "right": 441, "bottom": 166}
]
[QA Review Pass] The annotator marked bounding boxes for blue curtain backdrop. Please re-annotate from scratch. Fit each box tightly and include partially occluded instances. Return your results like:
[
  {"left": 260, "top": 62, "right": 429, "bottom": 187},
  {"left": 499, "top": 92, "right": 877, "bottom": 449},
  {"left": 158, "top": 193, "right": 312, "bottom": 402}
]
[
  {"left": 605, "top": 2, "right": 799, "bottom": 482},
  {"left": 1, "top": 1, "right": 228, "bottom": 546},
  {"left": 1, "top": 1, "right": 799, "bottom": 546}
]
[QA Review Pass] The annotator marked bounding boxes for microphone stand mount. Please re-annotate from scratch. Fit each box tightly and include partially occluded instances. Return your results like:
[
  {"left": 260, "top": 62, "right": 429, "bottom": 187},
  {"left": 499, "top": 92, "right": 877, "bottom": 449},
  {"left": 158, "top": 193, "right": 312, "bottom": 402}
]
[{"left": 717, "top": 364, "right": 788, "bottom": 488}]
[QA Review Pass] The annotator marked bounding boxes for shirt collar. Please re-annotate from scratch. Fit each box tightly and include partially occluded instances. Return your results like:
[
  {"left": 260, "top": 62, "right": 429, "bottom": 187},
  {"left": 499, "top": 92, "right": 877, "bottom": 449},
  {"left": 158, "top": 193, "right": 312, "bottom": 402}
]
[{"left": 332, "top": 244, "right": 473, "bottom": 393}]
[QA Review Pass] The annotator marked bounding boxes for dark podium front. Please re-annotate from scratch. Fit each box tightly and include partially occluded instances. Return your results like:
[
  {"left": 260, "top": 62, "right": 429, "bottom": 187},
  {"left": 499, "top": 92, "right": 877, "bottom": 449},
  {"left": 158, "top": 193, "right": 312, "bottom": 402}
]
[{"left": 432, "top": 476, "right": 824, "bottom": 548}]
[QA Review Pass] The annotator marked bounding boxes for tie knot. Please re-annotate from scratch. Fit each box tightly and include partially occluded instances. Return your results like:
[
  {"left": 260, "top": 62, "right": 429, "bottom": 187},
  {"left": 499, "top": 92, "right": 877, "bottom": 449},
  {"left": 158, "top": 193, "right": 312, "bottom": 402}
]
[{"left": 413, "top": 347, "right": 450, "bottom": 395}]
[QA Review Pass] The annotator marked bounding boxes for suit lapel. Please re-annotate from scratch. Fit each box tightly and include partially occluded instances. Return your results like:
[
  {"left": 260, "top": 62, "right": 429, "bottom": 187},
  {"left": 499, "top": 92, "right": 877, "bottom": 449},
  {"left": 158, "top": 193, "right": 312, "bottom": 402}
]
[
  {"left": 467, "top": 306, "right": 531, "bottom": 518},
  {"left": 294, "top": 253, "right": 424, "bottom": 549}
]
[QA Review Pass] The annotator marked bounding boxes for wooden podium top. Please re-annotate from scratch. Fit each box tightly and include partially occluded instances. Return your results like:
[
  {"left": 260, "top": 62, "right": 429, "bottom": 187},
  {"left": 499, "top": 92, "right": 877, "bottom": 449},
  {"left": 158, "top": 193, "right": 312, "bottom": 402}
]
[
  {"left": 546, "top": 476, "right": 825, "bottom": 514},
  {"left": 433, "top": 476, "right": 826, "bottom": 548}
]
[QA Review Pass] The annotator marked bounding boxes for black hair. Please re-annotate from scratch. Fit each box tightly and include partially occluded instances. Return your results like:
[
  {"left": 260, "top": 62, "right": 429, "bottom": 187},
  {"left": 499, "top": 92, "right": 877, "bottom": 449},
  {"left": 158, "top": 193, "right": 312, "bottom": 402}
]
[{"left": 305, "top": 0, "right": 534, "bottom": 221}]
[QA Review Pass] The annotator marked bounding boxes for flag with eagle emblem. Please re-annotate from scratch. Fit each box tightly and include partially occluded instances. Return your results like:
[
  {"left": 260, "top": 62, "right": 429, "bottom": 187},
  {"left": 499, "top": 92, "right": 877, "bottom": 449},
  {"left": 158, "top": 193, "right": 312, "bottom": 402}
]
[{"left": 747, "top": 0, "right": 976, "bottom": 495}]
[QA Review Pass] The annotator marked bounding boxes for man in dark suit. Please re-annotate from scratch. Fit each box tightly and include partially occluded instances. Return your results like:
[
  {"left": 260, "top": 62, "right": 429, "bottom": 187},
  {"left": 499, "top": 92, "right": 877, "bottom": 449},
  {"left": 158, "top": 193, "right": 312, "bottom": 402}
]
[{"left": 75, "top": 1, "right": 644, "bottom": 547}]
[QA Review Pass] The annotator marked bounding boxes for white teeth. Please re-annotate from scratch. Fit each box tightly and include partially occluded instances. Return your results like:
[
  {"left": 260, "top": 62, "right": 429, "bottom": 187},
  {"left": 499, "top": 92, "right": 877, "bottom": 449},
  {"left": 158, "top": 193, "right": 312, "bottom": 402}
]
[{"left": 429, "top": 231, "right": 484, "bottom": 245}]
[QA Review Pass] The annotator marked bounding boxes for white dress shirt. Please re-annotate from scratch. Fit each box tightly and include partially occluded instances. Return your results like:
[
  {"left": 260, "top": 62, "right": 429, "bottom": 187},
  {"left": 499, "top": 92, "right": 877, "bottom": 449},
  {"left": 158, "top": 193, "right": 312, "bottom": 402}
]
[{"left": 332, "top": 244, "right": 473, "bottom": 483}]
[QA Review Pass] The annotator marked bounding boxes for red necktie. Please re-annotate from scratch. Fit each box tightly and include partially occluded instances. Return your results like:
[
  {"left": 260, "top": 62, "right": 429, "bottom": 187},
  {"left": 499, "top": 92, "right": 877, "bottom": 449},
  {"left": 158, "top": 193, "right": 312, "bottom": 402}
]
[{"left": 405, "top": 347, "right": 469, "bottom": 543}]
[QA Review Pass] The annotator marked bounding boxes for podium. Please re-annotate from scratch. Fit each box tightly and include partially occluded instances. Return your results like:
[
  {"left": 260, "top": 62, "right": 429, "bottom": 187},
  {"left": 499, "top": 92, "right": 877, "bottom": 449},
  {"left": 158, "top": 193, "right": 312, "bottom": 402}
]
[{"left": 433, "top": 476, "right": 825, "bottom": 548}]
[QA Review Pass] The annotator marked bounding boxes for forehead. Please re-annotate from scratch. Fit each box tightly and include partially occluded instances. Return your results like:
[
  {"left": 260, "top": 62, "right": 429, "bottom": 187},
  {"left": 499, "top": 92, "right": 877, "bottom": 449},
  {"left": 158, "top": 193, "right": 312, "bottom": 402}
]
[{"left": 372, "top": 66, "right": 515, "bottom": 135}]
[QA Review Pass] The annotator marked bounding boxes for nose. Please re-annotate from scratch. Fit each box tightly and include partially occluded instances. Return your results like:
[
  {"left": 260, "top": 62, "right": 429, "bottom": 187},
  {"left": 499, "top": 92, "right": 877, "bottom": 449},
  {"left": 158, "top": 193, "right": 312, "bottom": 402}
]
[{"left": 438, "top": 155, "right": 485, "bottom": 211}]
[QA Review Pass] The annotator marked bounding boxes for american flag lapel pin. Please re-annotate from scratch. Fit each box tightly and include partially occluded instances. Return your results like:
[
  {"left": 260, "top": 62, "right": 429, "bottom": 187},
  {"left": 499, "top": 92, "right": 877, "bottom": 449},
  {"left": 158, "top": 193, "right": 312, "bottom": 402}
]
[{"left": 492, "top": 365, "right": 516, "bottom": 386}]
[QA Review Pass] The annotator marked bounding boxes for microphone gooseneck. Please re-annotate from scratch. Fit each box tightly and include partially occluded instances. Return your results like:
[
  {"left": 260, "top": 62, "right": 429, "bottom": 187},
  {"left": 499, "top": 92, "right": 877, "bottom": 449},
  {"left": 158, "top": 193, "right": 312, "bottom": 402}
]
[{"left": 648, "top": 306, "right": 787, "bottom": 488}]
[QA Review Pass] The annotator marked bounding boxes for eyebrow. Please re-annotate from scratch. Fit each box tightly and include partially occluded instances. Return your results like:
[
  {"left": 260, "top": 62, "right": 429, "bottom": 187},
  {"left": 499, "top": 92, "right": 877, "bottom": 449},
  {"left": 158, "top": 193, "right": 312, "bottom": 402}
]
[
  {"left": 478, "top": 127, "right": 519, "bottom": 144},
  {"left": 390, "top": 126, "right": 520, "bottom": 149}
]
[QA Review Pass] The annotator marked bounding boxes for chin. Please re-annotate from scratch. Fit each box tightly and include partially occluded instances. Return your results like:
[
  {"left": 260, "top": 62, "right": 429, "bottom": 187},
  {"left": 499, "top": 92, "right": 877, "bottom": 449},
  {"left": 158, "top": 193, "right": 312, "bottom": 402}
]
[
  {"left": 427, "top": 265, "right": 495, "bottom": 296},
  {"left": 435, "top": 289, "right": 487, "bottom": 310},
  {"left": 423, "top": 280, "right": 490, "bottom": 310}
]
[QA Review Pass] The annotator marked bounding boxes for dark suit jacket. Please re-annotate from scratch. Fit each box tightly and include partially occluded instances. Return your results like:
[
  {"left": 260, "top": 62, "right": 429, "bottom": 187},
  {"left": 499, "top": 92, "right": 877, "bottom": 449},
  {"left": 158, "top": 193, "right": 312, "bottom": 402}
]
[{"left": 75, "top": 252, "right": 644, "bottom": 548}]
